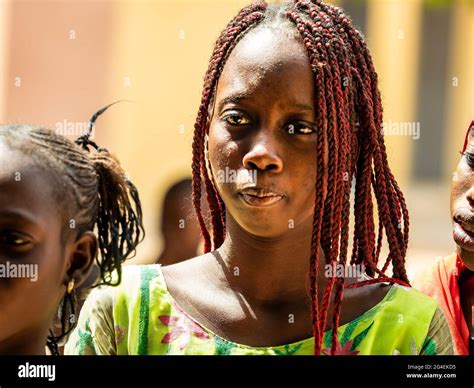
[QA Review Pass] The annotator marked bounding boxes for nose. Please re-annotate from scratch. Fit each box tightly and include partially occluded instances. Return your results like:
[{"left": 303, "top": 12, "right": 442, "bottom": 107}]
[
  {"left": 466, "top": 186, "right": 474, "bottom": 208},
  {"left": 242, "top": 133, "right": 283, "bottom": 173}
]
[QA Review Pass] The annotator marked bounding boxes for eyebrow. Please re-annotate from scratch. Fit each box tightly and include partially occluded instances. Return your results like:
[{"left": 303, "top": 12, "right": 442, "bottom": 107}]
[
  {"left": 0, "top": 209, "right": 38, "bottom": 224},
  {"left": 216, "top": 94, "right": 249, "bottom": 112},
  {"left": 216, "top": 93, "right": 314, "bottom": 113}
]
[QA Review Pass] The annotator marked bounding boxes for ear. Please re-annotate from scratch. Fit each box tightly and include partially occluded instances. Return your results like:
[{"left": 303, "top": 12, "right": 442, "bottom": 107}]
[{"left": 64, "top": 231, "right": 98, "bottom": 289}]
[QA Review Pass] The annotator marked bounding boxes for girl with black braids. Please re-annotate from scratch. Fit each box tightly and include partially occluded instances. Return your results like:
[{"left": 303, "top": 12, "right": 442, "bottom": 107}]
[
  {"left": 0, "top": 103, "right": 144, "bottom": 355},
  {"left": 66, "top": 1, "right": 453, "bottom": 355}
]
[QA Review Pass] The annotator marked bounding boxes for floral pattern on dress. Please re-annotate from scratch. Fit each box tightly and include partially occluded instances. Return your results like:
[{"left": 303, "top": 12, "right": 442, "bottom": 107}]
[{"left": 158, "top": 304, "right": 210, "bottom": 350}]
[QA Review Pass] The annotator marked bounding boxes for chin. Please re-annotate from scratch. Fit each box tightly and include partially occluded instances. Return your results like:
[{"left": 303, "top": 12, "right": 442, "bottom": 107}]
[
  {"left": 232, "top": 214, "right": 288, "bottom": 239},
  {"left": 243, "top": 223, "right": 288, "bottom": 239},
  {"left": 457, "top": 246, "right": 474, "bottom": 271},
  {"left": 460, "top": 255, "right": 474, "bottom": 271}
]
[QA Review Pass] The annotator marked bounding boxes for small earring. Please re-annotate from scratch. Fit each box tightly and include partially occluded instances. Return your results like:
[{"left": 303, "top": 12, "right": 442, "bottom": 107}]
[{"left": 67, "top": 278, "right": 75, "bottom": 294}]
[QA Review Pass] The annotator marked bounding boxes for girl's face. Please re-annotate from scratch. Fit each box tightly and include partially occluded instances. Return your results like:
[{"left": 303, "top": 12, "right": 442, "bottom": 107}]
[
  {"left": 208, "top": 28, "right": 323, "bottom": 238},
  {"left": 0, "top": 141, "right": 94, "bottom": 353},
  {"left": 451, "top": 125, "right": 474, "bottom": 270}
]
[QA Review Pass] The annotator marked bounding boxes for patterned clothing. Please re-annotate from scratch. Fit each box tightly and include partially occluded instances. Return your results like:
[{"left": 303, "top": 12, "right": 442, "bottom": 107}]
[{"left": 65, "top": 264, "right": 454, "bottom": 355}]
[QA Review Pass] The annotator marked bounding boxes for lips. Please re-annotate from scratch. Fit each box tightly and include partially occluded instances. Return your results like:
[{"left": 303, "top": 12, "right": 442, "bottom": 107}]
[
  {"left": 453, "top": 210, "right": 474, "bottom": 249},
  {"left": 238, "top": 187, "right": 285, "bottom": 207},
  {"left": 458, "top": 219, "right": 474, "bottom": 234}
]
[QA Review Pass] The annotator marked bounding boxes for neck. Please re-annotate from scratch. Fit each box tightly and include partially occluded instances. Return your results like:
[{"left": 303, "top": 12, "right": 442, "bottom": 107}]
[
  {"left": 456, "top": 245, "right": 474, "bottom": 271},
  {"left": 158, "top": 244, "right": 197, "bottom": 266},
  {"left": 459, "top": 268, "right": 474, "bottom": 338},
  {"left": 0, "top": 328, "right": 48, "bottom": 355},
  {"left": 213, "top": 213, "right": 328, "bottom": 306}
]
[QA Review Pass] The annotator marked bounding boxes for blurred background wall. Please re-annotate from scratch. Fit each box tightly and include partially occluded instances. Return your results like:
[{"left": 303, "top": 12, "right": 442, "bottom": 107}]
[{"left": 0, "top": 0, "right": 472, "bottom": 280}]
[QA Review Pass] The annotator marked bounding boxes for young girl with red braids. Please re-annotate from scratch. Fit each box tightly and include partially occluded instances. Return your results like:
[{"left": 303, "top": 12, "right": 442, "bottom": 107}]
[{"left": 66, "top": 0, "right": 453, "bottom": 355}]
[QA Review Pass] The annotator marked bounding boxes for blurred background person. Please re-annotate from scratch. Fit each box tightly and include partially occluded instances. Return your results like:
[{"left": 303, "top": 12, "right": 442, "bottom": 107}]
[{"left": 156, "top": 177, "right": 204, "bottom": 266}]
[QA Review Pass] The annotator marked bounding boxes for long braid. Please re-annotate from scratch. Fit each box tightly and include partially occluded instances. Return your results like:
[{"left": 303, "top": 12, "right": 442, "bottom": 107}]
[
  {"left": 289, "top": 5, "right": 343, "bottom": 350},
  {"left": 320, "top": 9, "right": 354, "bottom": 353},
  {"left": 284, "top": 6, "right": 330, "bottom": 352},
  {"left": 354, "top": 29, "right": 410, "bottom": 264},
  {"left": 192, "top": 132, "right": 212, "bottom": 252},
  {"left": 319, "top": 1, "right": 409, "bottom": 280},
  {"left": 291, "top": 2, "right": 362, "bottom": 353}
]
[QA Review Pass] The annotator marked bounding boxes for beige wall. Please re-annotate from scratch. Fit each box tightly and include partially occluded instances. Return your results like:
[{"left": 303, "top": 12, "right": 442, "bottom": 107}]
[
  {"left": 0, "top": 0, "right": 11, "bottom": 122},
  {"left": 444, "top": 0, "right": 474, "bottom": 175},
  {"left": 2, "top": 0, "right": 114, "bottom": 141},
  {"left": 367, "top": 0, "right": 423, "bottom": 188}
]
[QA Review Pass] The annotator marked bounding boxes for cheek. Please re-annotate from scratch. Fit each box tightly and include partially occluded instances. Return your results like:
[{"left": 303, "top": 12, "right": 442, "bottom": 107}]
[
  {"left": 451, "top": 167, "right": 471, "bottom": 207},
  {"left": 451, "top": 172, "right": 460, "bottom": 209},
  {"left": 0, "top": 278, "right": 55, "bottom": 338},
  {"left": 208, "top": 125, "right": 241, "bottom": 192},
  {"left": 287, "top": 149, "right": 318, "bottom": 203},
  {"left": 450, "top": 171, "right": 474, "bottom": 224},
  {"left": 208, "top": 126, "right": 239, "bottom": 167},
  {"left": 0, "top": 238, "right": 67, "bottom": 338}
]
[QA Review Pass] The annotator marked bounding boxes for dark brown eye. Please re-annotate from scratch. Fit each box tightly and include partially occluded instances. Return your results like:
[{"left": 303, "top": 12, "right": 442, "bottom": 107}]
[
  {"left": 0, "top": 231, "right": 30, "bottom": 247},
  {"left": 464, "top": 152, "right": 474, "bottom": 167},
  {"left": 224, "top": 114, "right": 250, "bottom": 126}
]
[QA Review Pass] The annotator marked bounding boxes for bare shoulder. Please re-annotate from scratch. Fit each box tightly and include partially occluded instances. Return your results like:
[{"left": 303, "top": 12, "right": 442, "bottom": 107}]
[
  {"left": 338, "top": 279, "right": 393, "bottom": 324},
  {"left": 161, "top": 253, "right": 214, "bottom": 286},
  {"left": 160, "top": 253, "right": 220, "bottom": 306}
]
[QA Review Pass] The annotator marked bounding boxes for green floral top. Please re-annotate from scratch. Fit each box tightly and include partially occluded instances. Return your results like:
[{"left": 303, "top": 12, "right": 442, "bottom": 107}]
[{"left": 65, "top": 264, "right": 453, "bottom": 355}]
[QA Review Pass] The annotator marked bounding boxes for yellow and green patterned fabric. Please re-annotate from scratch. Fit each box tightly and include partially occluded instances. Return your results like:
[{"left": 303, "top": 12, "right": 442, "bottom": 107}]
[{"left": 65, "top": 264, "right": 454, "bottom": 355}]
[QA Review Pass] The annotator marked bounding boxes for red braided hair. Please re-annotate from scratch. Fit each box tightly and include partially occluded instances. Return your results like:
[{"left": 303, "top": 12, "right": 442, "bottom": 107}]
[{"left": 191, "top": 0, "right": 410, "bottom": 355}]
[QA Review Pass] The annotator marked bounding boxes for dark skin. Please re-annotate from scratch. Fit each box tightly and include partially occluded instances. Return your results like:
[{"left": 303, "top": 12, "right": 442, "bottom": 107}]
[
  {"left": 163, "top": 28, "right": 390, "bottom": 347},
  {"left": 0, "top": 142, "right": 97, "bottom": 355},
  {"left": 157, "top": 191, "right": 203, "bottom": 266},
  {"left": 450, "top": 126, "right": 474, "bottom": 346}
]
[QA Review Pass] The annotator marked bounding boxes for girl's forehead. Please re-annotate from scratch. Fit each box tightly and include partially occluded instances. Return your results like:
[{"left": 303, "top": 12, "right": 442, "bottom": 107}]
[
  {"left": 0, "top": 143, "right": 60, "bottom": 209},
  {"left": 0, "top": 142, "right": 29, "bottom": 177},
  {"left": 216, "top": 28, "right": 313, "bottom": 103},
  {"left": 227, "top": 27, "right": 307, "bottom": 70}
]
